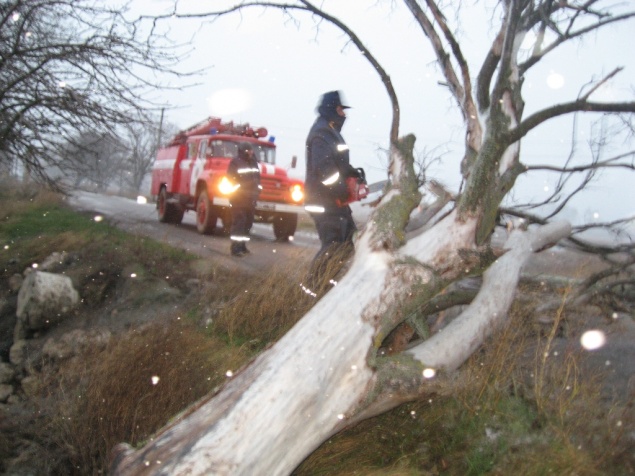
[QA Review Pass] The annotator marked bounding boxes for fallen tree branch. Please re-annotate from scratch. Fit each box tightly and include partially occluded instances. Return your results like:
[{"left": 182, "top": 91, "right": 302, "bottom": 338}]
[{"left": 406, "top": 220, "right": 572, "bottom": 372}]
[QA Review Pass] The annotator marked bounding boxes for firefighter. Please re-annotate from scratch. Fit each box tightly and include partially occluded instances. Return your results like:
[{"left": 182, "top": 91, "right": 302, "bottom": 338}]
[
  {"left": 227, "top": 142, "right": 261, "bottom": 257},
  {"left": 304, "top": 90, "right": 362, "bottom": 266}
]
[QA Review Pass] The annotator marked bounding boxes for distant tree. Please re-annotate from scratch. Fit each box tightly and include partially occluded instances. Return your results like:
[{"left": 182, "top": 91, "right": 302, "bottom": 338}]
[
  {"left": 113, "top": 2, "right": 635, "bottom": 474},
  {"left": 59, "top": 114, "right": 179, "bottom": 194},
  {"left": 0, "top": 0, "right": 185, "bottom": 189},
  {"left": 62, "top": 131, "right": 125, "bottom": 192},
  {"left": 118, "top": 121, "right": 156, "bottom": 194},
  {"left": 117, "top": 115, "right": 179, "bottom": 194}
]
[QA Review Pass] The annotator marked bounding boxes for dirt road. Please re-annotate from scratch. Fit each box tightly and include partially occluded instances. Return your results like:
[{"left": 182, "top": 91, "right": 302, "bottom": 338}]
[
  {"left": 68, "top": 191, "right": 319, "bottom": 274},
  {"left": 68, "top": 192, "right": 613, "bottom": 278}
]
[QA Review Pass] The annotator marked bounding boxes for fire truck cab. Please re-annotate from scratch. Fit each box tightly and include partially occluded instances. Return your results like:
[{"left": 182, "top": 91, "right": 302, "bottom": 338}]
[{"left": 150, "top": 117, "right": 304, "bottom": 241}]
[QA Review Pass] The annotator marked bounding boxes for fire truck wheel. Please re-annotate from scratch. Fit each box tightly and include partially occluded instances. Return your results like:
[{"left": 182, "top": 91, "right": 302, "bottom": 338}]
[
  {"left": 158, "top": 188, "right": 184, "bottom": 224},
  {"left": 196, "top": 190, "right": 217, "bottom": 235},
  {"left": 273, "top": 213, "right": 298, "bottom": 242}
]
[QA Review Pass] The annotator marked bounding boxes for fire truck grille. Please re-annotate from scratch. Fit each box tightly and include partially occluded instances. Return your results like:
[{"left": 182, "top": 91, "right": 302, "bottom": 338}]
[{"left": 260, "top": 177, "right": 286, "bottom": 202}]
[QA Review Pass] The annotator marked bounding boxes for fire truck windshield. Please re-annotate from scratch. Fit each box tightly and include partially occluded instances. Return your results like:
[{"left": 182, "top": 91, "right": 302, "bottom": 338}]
[
  {"left": 253, "top": 144, "right": 276, "bottom": 165},
  {"left": 210, "top": 140, "right": 276, "bottom": 165}
]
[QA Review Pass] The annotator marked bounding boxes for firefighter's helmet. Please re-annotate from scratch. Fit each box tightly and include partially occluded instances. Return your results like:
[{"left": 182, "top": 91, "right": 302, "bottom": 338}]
[{"left": 238, "top": 142, "right": 253, "bottom": 159}]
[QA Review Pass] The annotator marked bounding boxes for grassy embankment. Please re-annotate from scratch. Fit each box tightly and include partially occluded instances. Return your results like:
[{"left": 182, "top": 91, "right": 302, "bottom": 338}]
[{"left": 0, "top": 182, "right": 631, "bottom": 475}]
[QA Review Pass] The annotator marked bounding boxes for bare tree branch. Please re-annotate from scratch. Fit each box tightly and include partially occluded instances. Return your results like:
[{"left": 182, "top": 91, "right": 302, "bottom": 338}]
[
  {"left": 510, "top": 100, "right": 635, "bottom": 144},
  {"left": 526, "top": 153, "right": 635, "bottom": 173},
  {"left": 519, "top": 8, "right": 635, "bottom": 74},
  {"left": 403, "top": 0, "right": 482, "bottom": 180},
  {"left": 0, "top": 0, "right": 191, "bottom": 190},
  {"left": 298, "top": 0, "right": 400, "bottom": 142},
  {"left": 142, "top": 0, "right": 402, "bottom": 143}
]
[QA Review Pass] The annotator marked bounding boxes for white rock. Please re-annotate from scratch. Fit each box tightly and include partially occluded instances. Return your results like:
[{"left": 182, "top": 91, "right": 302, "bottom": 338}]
[{"left": 16, "top": 270, "right": 79, "bottom": 332}]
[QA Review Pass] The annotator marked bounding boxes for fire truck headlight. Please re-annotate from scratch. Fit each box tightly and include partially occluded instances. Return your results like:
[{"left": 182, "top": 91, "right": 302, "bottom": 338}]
[
  {"left": 291, "top": 184, "right": 304, "bottom": 203},
  {"left": 219, "top": 176, "right": 237, "bottom": 195}
]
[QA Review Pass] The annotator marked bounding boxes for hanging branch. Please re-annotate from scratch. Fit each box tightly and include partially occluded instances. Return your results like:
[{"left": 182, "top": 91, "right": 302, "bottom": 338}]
[
  {"left": 141, "top": 0, "right": 401, "bottom": 143},
  {"left": 519, "top": 7, "right": 635, "bottom": 74},
  {"left": 527, "top": 153, "right": 635, "bottom": 173},
  {"left": 404, "top": 0, "right": 482, "bottom": 178},
  {"left": 510, "top": 100, "right": 635, "bottom": 144},
  {"left": 297, "top": 0, "right": 400, "bottom": 143}
]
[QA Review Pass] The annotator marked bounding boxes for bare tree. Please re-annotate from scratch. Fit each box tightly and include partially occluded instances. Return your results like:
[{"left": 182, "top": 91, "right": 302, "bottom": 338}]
[
  {"left": 117, "top": 116, "right": 179, "bottom": 194},
  {"left": 113, "top": 1, "right": 635, "bottom": 474},
  {"left": 0, "top": 0, "right": 186, "bottom": 189},
  {"left": 61, "top": 130, "right": 126, "bottom": 192},
  {"left": 119, "top": 121, "right": 157, "bottom": 194},
  {"left": 59, "top": 114, "right": 179, "bottom": 194}
]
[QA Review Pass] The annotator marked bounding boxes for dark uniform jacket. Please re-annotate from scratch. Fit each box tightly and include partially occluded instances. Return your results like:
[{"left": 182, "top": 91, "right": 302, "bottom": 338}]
[
  {"left": 227, "top": 153, "right": 261, "bottom": 207},
  {"left": 305, "top": 116, "right": 358, "bottom": 214}
]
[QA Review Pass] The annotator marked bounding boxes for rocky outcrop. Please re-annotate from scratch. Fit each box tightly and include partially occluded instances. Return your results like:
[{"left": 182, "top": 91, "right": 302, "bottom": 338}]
[
  {"left": 15, "top": 270, "right": 80, "bottom": 340},
  {"left": 0, "top": 254, "right": 82, "bottom": 406}
]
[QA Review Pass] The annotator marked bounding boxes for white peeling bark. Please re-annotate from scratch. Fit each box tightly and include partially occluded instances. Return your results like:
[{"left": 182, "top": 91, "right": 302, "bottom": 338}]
[
  {"left": 113, "top": 234, "right": 393, "bottom": 476},
  {"left": 401, "top": 209, "right": 477, "bottom": 266},
  {"left": 406, "top": 221, "right": 571, "bottom": 371},
  {"left": 112, "top": 212, "right": 570, "bottom": 475}
]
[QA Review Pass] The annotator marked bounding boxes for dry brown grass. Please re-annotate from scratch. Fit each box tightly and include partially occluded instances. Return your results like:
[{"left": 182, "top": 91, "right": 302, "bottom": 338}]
[
  {"left": 0, "top": 180, "right": 65, "bottom": 219},
  {"left": 212, "top": 244, "right": 353, "bottom": 346},
  {"left": 296, "top": 287, "right": 631, "bottom": 475},
  {"left": 38, "top": 318, "right": 253, "bottom": 475},
  {"left": 213, "top": 270, "right": 309, "bottom": 346},
  {"left": 24, "top": 245, "right": 354, "bottom": 474}
]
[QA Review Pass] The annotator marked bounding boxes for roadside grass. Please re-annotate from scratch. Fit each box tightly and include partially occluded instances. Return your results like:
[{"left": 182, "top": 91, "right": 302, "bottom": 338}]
[
  {"left": 210, "top": 267, "right": 310, "bottom": 347},
  {"left": 208, "top": 243, "right": 353, "bottom": 347},
  {"left": 2, "top": 183, "right": 631, "bottom": 475},
  {"left": 40, "top": 317, "right": 254, "bottom": 475},
  {"left": 0, "top": 187, "right": 195, "bottom": 287}
]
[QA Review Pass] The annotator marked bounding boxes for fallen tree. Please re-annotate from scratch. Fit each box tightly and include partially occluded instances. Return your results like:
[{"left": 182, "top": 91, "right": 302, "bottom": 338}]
[{"left": 112, "top": 1, "right": 635, "bottom": 474}]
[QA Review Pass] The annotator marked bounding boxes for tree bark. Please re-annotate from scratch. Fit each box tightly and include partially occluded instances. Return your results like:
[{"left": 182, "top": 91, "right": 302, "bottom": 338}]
[
  {"left": 109, "top": 1, "right": 633, "bottom": 473},
  {"left": 111, "top": 210, "right": 570, "bottom": 476}
]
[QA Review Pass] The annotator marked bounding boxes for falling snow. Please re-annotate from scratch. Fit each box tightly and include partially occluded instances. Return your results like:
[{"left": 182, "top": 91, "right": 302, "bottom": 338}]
[{"left": 580, "top": 330, "right": 606, "bottom": 351}]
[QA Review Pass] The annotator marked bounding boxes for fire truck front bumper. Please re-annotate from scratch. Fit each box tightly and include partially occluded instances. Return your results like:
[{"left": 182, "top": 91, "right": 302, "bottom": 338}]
[{"left": 212, "top": 198, "right": 305, "bottom": 215}]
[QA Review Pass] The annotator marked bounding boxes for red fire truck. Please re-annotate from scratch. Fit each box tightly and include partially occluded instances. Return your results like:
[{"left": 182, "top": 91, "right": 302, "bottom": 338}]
[{"left": 150, "top": 117, "right": 304, "bottom": 241}]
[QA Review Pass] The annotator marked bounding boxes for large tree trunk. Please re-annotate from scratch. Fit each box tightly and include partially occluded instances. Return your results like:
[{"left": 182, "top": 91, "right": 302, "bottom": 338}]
[
  {"left": 111, "top": 205, "right": 570, "bottom": 475},
  {"left": 108, "top": 7, "right": 575, "bottom": 463},
  {"left": 110, "top": 0, "right": 633, "bottom": 470}
]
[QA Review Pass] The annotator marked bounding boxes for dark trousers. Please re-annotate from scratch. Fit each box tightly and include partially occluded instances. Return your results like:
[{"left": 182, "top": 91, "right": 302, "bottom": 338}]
[
  {"left": 312, "top": 211, "right": 356, "bottom": 260},
  {"left": 303, "top": 211, "right": 356, "bottom": 290},
  {"left": 230, "top": 203, "right": 255, "bottom": 252}
]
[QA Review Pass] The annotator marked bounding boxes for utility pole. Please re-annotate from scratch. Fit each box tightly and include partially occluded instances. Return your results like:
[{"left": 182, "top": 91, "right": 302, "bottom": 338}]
[{"left": 156, "top": 108, "right": 165, "bottom": 149}]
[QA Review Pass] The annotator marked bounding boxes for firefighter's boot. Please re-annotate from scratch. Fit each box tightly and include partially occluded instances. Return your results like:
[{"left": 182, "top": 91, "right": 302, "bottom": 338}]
[{"left": 230, "top": 242, "right": 244, "bottom": 257}]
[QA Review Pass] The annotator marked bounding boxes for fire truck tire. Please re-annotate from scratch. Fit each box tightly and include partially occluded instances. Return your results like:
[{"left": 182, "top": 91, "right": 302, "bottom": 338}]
[
  {"left": 273, "top": 213, "right": 298, "bottom": 242},
  {"left": 196, "top": 190, "right": 217, "bottom": 235},
  {"left": 158, "top": 188, "right": 184, "bottom": 224}
]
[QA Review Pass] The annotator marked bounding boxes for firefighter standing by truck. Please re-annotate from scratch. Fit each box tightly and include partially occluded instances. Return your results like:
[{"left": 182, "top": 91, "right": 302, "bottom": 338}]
[
  {"left": 304, "top": 90, "right": 364, "bottom": 267},
  {"left": 227, "top": 142, "right": 262, "bottom": 257}
]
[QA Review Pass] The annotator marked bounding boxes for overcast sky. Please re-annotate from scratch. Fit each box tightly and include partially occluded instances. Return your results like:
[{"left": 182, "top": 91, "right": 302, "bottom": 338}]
[{"left": 130, "top": 1, "right": 634, "bottom": 233}]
